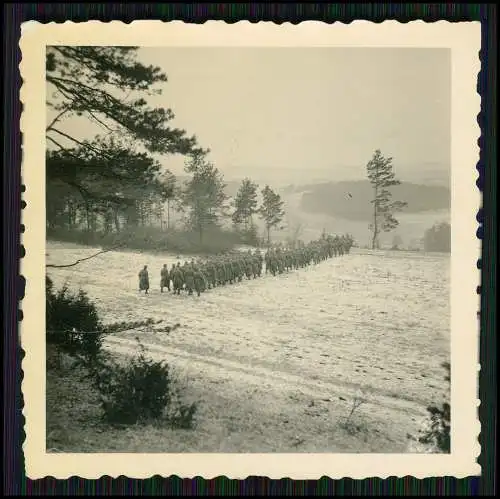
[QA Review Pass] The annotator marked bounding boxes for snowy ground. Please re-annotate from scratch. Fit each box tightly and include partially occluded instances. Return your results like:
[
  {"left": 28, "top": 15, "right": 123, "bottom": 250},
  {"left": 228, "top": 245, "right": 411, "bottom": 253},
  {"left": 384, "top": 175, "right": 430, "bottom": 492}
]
[{"left": 46, "top": 241, "right": 450, "bottom": 453}]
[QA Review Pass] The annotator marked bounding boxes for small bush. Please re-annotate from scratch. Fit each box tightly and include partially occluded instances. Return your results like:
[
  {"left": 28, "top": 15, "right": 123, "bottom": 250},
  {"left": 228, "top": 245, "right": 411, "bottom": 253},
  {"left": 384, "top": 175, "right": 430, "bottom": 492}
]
[
  {"left": 92, "top": 339, "right": 197, "bottom": 427},
  {"left": 166, "top": 390, "right": 198, "bottom": 430},
  {"left": 46, "top": 276, "right": 104, "bottom": 362},
  {"left": 418, "top": 403, "right": 450, "bottom": 452},
  {"left": 340, "top": 390, "right": 368, "bottom": 435},
  {"left": 46, "top": 277, "right": 197, "bottom": 429},
  {"left": 171, "top": 405, "right": 197, "bottom": 429}
]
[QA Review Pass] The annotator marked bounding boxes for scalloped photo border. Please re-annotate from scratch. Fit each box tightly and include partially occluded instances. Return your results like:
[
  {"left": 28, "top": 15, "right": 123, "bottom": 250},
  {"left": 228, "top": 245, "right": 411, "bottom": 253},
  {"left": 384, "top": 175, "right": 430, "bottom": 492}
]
[{"left": 19, "top": 20, "right": 481, "bottom": 480}]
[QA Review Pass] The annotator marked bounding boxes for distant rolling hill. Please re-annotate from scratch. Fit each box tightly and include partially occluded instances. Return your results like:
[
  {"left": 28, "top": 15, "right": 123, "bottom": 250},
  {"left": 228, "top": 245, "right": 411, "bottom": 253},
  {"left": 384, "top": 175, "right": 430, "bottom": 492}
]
[
  {"left": 298, "top": 180, "right": 450, "bottom": 222},
  {"left": 168, "top": 174, "right": 450, "bottom": 248}
]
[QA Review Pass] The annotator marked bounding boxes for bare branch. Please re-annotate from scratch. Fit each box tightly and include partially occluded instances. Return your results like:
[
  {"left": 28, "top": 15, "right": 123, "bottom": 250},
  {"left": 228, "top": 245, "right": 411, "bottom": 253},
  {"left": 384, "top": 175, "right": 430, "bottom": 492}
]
[
  {"left": 46, "top": 108, "right": 71, "bottom": 132},
  {"left": 47, "top": 136, "right": 66, "bottom": 151},
  {"left": 46, "top": 245, "right": 124, "bottom": 269},
  {"left": 49, "top": 127, "right": 91, "bottom": 148}
]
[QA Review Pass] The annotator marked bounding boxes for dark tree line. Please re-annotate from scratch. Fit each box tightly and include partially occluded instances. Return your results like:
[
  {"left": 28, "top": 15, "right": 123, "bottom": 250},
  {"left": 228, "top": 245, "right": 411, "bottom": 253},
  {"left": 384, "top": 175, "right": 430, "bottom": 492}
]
[
  {"left": 46, "top": 138, "right": 177, "bottom": 233},
  {"left": 424, "top": 222, "right": 451, "bottom": 253},
  {"left": 46, "top": 46, "right": 287, "bottom": 247},
  {"left": 46, "top": 46, "right": 200, "bottom": 234}
]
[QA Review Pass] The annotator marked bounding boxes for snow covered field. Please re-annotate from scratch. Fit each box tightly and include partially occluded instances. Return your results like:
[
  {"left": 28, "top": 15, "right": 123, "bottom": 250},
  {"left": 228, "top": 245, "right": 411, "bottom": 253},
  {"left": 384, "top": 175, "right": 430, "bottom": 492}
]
[{"left": 46, "top": 241, "right": 450, "bottom": 453}]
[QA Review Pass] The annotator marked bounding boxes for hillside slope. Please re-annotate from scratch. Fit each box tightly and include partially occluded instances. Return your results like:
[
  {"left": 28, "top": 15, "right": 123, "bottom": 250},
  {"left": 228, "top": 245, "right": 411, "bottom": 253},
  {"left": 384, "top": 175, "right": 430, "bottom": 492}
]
[{"left": 46, "top": 242, "right": 450, "bottom": 453}]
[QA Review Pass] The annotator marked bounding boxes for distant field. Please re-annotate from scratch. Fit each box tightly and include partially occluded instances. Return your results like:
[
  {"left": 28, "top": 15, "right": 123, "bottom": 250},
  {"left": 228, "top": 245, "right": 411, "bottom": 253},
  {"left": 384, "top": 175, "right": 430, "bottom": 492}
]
[{"left": 46, "top": 241, "right": 450, "bottom": 453}]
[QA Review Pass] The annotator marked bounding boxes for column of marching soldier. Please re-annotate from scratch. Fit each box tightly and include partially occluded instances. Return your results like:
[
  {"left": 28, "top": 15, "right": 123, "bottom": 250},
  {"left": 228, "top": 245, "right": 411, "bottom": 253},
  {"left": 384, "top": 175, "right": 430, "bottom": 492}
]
[{"left": 138, "top": 234, "right": 354, "bottom": 297}]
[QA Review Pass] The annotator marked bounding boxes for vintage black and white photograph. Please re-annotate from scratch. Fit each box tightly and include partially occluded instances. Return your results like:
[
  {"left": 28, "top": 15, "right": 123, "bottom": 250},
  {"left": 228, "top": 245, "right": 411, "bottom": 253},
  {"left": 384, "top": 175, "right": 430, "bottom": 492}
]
[{"left": 21, "top": 21, "right": 480, "bottom": 479}]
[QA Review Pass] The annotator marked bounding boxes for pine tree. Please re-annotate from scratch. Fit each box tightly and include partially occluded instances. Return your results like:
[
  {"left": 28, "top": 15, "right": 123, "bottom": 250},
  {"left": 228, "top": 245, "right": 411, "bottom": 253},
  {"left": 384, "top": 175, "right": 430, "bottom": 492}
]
[
  {"left": 46, "top": 46, "right": 205, "bottom": 217},
  {"left": 180, "top": 153, "right": 228, "bottom": 245},
  {"left": 46, "top": 46, "right": 203, "bottom": 158},
  {"left": 232, "top": 178, "right": 259, "bottom": 232},
  {"left": 259, "top": 185, "right": 285, "bottom": 245},
  {"left": 366, "top": 149, "right": 408, "bottom": 249}
]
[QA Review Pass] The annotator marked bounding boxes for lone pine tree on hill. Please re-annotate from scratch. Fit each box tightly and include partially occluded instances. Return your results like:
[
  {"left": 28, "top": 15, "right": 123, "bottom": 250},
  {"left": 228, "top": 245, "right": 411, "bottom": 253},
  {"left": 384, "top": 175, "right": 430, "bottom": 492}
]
[{"left": 366, "top": 149, "right": 408, "bottom": 250}]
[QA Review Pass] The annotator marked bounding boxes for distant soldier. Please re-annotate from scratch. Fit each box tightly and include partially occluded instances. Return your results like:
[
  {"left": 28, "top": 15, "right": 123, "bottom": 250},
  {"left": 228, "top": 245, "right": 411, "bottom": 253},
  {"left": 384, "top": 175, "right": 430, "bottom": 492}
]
[
  {"left": 244, "top": 252, "right": 253, "bottom": 279},
  {"left": 269, "top": 250, "right": 278, "bottom": 276},
  {"left": 264, "top": 250, "right": 271, "bottom": 274},
  {"left": 255, "top": 248, "right": 263, "bottom": 271},
  {"left": 333, "top": 236, "right": 340, "bottom": 257},
  {"left": 232, "top": 258, "right": 243, "bottom": 282},
  {"left": 184, "top": 263, "right": 195, "bottom": 295},
  {"left": 160, "top": 264, "right": 170, "bottom": 293},
  {"left": 218, "top": 258, "right": 228, "bottom": 285},
  {"left": 172, "top": 263, "right": 184, "bottom": 295},
  {"left": 251, "top": 253, "right": 260, "bottom": 278},
  {"left": 205, "top": 260, "right": 217, "bottom": 289},
  {"left": 170, "top": 263, "right": 177, "bottom": 288},
  {"left": 193, "top": 266, "right": 207, "bottom": 297},
  {"left": 276, "top": 249, "right": 284, "bottom": 274},
  {"left": 138, "top": 265, "right": 150, "bottom": 294},
  {"left": 339, "top": 236, "right": 346, "bottom": 256},
  {"left": 225, "top": 258, "right": 234, "bottom": 284}
]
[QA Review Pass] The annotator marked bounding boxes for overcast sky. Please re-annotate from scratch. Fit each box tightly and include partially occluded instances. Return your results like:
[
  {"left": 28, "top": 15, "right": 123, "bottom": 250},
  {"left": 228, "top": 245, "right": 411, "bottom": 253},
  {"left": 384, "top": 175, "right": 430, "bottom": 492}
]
[{"left": 49, "top": 47, "right": 451, "bottom": 186}]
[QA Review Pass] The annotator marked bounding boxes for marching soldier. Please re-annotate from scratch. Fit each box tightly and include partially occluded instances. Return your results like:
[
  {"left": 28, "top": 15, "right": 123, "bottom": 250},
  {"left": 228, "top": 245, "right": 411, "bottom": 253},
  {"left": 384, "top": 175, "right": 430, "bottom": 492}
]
[
  {"left": 193, "top": 266, "right": 207, "bottom": 297},
  {"left": 244, "top": 251, "right": 254, "bottom": 279},
  {"left": 138, "top": 265, "right": 150, "bottom": 294},
  {"left": 184, "top": 262, "right": 195, "bottom": 296},
  {"left": 160, "top": 264, "right": 170, "bottom": 293},
  {"left": 172, "top": 262, "right": 184, "bottom": 295},
  {"left": 264, "top": 250, "right": 271, "bottom": 274}
]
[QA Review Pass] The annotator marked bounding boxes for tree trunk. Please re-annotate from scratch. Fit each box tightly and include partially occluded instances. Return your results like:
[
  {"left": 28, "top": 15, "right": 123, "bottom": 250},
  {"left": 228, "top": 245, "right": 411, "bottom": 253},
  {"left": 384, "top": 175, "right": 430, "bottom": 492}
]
[
  {"left": 85, "top": 201, "right": 91, "bottom": 231},
  {"left": 113, "top": 208, "right": 120, "bottom": 232},
  {"left": 267, "top": 226, "right": 270, "bottom": 246},
  {"left": 371, "top": 186, "right": 378, "bottom": 250},
  {"left": 167, "top": 199, "right": 170, "bottom": 229},
  {"left": 90, "top": 210, "right": 98, "bottom": 232},
  {"left": 67, "top": 201, "right": 73, "bottom": 229}
]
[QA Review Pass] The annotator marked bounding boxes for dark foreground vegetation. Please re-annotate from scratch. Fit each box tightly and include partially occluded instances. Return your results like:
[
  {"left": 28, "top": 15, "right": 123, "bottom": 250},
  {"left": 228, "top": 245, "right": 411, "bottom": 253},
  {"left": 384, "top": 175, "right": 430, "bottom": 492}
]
[
  {"left": 418, "top": 361, "right": 451, "bottom": 453},
  {"left": 46, "top": 276, "right": 197, "bottom": 450}
]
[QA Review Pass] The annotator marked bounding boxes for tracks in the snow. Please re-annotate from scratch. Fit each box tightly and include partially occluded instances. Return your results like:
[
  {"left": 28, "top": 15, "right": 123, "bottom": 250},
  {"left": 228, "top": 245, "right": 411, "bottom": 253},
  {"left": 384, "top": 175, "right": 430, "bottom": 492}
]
[{"left": 104, "top": 335, "right": 426, "bottom": 418}]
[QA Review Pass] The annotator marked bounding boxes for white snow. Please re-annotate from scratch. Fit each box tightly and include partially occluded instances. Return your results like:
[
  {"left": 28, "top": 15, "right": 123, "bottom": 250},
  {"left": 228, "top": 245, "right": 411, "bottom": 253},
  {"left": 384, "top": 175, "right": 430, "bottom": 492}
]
[{"left": 46, "top": 241, "right": 450, "bottom": 452}]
